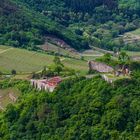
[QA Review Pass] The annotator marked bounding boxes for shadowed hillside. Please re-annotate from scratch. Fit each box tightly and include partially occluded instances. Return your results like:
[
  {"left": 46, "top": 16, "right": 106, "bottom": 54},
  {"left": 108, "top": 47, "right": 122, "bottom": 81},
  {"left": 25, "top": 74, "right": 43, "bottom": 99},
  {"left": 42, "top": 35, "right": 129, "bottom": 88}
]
[{"left": 0, "top": 0, "right": 89, "bottom": 50}]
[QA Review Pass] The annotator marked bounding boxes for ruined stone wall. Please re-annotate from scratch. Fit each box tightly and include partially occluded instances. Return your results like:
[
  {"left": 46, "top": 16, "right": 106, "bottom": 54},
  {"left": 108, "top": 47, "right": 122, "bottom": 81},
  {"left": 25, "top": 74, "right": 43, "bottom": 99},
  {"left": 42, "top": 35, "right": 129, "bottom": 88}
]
[{"left": 89, "top": 61, "right": 113, "bottom": 73}]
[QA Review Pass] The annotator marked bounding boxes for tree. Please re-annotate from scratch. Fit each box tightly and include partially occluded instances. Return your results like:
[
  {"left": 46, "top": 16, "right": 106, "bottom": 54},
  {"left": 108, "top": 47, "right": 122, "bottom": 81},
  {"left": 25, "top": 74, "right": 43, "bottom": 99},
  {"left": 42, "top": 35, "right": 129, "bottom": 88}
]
[
  {"left": 118, "top": 52, "right": 130, "bottom": 64},
  {"left": 11, "top": 69, "right": 16, "bottom": 75},
  {"left": 41, "top": 66, "right": 47, "bottom": 77},
  {"left": 53, "top": 56, "right": 63, "bottom": 67},
  {"left": 103, "top": 53, "right": 112, "bottom": 61}
]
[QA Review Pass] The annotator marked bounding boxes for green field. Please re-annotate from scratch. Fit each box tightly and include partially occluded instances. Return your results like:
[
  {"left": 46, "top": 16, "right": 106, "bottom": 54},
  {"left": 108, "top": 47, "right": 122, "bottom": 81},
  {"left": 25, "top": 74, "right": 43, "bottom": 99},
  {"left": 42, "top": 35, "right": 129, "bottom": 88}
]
[
  {"left": 121, "top": 28, "right": 140, "bottom": 45},
  {"left": 0, "top": 45, "right": 88, "bottom": 74},
  {"left": 126, "top": 51, "right": 140, "bottom": 56},
  {"left": 63, "top": 58, "right": 88, "bottom": 74},
  {"left": 0, "top": 45, "right": 54, "bottom": 73},
  {"left": 130, "top": 28, "right": 140, "bottom": 35}
]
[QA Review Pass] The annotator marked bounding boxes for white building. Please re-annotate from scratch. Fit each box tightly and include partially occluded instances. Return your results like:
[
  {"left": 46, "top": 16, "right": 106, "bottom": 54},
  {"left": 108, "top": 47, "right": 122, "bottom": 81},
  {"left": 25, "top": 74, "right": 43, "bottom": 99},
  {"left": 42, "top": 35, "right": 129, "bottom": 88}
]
[{"left": 31, "top": 77, "right": 62, "bottom": 92}]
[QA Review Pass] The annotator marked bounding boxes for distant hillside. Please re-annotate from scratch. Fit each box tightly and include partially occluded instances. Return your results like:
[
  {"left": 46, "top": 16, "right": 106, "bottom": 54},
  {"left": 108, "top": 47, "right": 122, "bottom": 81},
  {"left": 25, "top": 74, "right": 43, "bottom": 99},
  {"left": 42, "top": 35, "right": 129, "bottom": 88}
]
[
  {"left": 65, "top": 0, "right": 118, "bottom": 12},
  {"left": 1, "top": 0, "right": 140, "bottom": 51},
  {"left": 16, "top": 0, "right": 140, "bottom": 51},
  {"left": 0, "top": 0, "right": 89, "bottom": 50}
]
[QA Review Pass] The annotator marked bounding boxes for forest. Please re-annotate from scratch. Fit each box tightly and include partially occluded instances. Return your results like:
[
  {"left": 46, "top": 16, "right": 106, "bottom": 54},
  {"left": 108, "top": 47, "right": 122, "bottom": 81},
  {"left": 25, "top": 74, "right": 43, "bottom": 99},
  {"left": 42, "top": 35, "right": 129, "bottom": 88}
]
[
  {"left": 0, "top": 72, "right": 140, "bottom": 139},
  {"left": 0, "top": 0, "right": 89, "bottom": 50},
  {"left": 1, "top": 0, "right": 140, "bottom": 51}
]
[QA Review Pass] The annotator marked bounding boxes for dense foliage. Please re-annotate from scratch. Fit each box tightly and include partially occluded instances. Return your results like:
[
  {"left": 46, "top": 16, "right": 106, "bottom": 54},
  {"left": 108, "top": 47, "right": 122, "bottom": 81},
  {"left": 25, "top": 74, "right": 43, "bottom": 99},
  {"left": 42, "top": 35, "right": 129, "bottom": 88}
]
[
  {"left": 0, "top": 0, "right": 43, "bottom": 49},
  {"left": 1, "top": 0, "right": 140, "bottom": 51},
  {"left": 1, "top": 1, "right": 140, "bottom": 139},
  {"left": 16, "top": 0, "right": 140, "bottom": 51},
  {"left": 65, "top": 0, "right": 118, "bottom": 12},
  {"left": 0, "top": 0, "right": 89, "bottom": 50},
  {"left": 0, "top": 74, "right": 140, "bottom": 139}
]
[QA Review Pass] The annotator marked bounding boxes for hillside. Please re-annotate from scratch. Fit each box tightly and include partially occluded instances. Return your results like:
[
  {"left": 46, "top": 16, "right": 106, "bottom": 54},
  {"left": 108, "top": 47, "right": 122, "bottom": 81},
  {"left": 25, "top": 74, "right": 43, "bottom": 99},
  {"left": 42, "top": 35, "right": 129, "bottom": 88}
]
[
  {"left": 117, "top": 28, "right": 140, "bottom": 51},
  {"left": 0, "top": 88, "right": 20, "bottom": 110},
  {"left": 1, "top": 1, "right": 140, "bottom": 140},
  {"left": 0, "top": 75, "right": 140, "bottom": 139},
  {"left": 1, "top": 0, "right": 140, "bottom": 51},
  {"left": 0, "top": 0, "right": 89, "bottom": 50},
  {"left": 16, "top": 0, "right": 140, "bottom": 51},
  {"left": 0, "top": 45, "right": 88, "bottom": 74}
]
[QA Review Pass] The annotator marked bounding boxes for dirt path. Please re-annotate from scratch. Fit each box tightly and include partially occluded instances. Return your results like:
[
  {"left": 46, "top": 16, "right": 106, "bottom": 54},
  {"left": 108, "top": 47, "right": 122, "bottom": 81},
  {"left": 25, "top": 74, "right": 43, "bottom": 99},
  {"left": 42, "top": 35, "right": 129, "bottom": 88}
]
[
  {"left": 82, "top": 54, "right": 103, "bottom": 57},
  {"left": 90, "top": 46, "right": 114, "bottom": 55},
  {"left": 0, "top": 48, "right": 13, "bottom": 54},
  {"left": 131, "top": 56, "right": 140, "bottom": 61}
]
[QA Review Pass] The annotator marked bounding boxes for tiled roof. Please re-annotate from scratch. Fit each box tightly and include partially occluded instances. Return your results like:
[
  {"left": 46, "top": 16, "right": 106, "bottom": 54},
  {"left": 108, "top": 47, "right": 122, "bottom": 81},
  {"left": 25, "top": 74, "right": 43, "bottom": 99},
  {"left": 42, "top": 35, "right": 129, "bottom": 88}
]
[{"left": 48, "top": 77, "right": 62, "bottom": 83}]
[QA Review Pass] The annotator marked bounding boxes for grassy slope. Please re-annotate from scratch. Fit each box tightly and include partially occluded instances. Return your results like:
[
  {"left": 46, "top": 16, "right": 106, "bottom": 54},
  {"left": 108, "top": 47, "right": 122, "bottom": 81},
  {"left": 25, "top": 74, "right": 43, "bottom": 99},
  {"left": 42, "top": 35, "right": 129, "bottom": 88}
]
[
  {"left": 40, "top": 42, "right": 81, "bottom": 59},
  {"left": 40, "top": 39, "right": 103, "bottom": 61},
  {"left": 121, "top": 28, "right": 140, "bottom": 44},
  {"left": 0, "top": 88, "right": 20, "bottom": 110},
  {"left": 130, "top": 28, "right": 140, "bottom": 35},
  {"left": 0, "top": 45, "right": 88, "bottom": 74},
  {"left": 124, "top": 27, "right": 140, "bottom": 59},
  {"left": 127, "top": 51, "right": 140, "bottom": 56},
  {"left": 0, "top": 46, "right": 54, "bottom": 73}
]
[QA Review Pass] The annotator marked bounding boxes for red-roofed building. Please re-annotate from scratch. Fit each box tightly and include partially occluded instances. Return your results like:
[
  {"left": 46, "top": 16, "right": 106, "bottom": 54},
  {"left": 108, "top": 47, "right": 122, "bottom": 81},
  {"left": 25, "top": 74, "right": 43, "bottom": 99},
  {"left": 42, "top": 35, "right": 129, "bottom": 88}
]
[{"left": 31, "top": 77, "right": 62, "bottom": 92}]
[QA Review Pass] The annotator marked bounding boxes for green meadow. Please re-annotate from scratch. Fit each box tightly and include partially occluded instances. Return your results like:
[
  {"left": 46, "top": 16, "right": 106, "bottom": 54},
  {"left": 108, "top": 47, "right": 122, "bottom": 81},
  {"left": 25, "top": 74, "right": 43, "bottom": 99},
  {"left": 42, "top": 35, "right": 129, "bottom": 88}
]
[{"left": 0, "top": 45, "right": 88, "bottom": 74}]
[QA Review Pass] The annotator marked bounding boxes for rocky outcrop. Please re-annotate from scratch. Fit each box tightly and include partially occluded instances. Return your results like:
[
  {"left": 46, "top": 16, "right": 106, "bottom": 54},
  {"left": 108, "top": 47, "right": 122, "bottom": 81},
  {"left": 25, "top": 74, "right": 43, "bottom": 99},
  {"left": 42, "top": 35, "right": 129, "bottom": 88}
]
[{"left": 88, "top": 61, "right": 113, "bottom": 73}]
